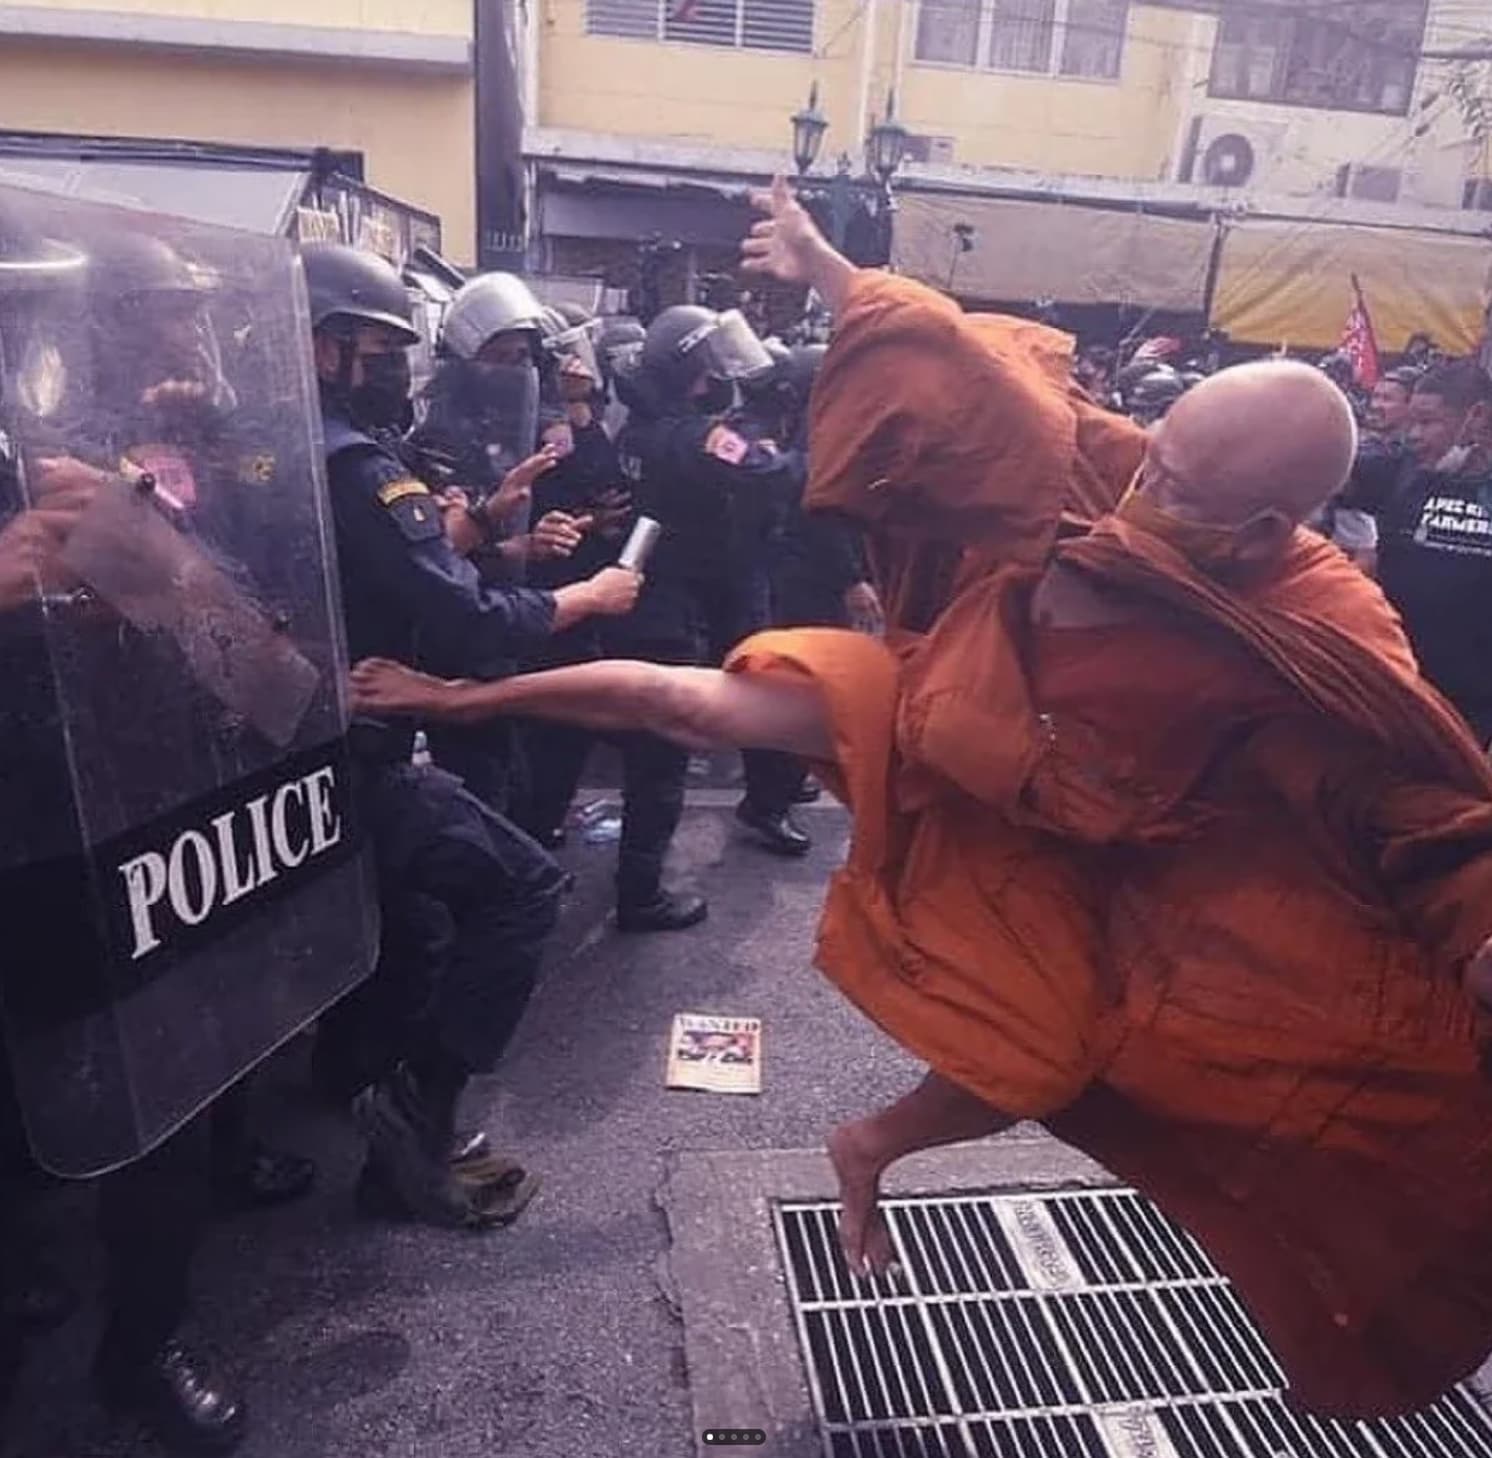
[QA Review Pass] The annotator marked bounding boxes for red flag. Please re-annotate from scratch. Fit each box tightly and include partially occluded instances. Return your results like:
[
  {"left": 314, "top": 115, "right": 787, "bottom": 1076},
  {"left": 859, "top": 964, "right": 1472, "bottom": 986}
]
[{"left": 1340, "top": 275, "right": 1381, "bottom": 390}]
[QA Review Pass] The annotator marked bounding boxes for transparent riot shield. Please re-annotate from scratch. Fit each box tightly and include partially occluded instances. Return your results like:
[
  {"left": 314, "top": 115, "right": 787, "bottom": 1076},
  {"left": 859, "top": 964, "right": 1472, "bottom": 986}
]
[{"left": 0, "top": 182, "right": 377, "bottom": 1177}]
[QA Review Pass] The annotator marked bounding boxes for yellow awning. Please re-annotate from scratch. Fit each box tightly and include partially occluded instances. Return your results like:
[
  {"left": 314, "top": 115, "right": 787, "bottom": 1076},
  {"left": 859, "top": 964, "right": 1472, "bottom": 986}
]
[
  {"left": 893, "top": 191, "right": 1216, "bottom": 313},
  {"left": 1212, "top": 218, "right": 1492, "bottom": 354}
]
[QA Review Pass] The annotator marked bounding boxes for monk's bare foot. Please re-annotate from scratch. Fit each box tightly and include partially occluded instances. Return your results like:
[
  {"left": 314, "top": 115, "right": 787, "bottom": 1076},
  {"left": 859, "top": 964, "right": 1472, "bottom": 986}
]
[{"left": 827, "top": 1121, "right": 897, "bottom": 1279}]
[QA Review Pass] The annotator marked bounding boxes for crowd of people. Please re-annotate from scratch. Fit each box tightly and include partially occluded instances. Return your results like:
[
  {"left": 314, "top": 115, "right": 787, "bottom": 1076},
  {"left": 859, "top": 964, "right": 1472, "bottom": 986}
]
[{"left": 5, "top": 168, "right": 1492, "bottom": 1458}]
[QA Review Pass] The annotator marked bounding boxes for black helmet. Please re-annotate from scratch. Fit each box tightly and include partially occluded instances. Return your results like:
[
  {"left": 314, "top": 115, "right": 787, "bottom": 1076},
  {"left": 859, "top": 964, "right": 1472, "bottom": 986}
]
[
  {"left": 1125, "top": 366, "right": 1187, "bottom": 421},
  {"left": 641, "top": 305, "right": 772, "bottom": 398},
  {"left": 301, "top": 242, "right": 419, "bottom": 344},
  {"left": 785, "top": 343, "right": 827, "bottom": 400}
]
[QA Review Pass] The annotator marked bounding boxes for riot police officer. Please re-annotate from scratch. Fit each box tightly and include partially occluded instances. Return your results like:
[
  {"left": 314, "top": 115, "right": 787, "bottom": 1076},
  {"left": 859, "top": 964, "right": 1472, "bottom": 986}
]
[
  {"left": 508, "top": 311, "right": 713, "bottom": 930},
  {"left": 619, "top": 304, "right": 811, "bottom": 858},
  {"left": 0, "top": 210, "right": 247, "bottom": 1454},
  {"left": 301, "top": 243, "right": 639, "bottom": 1227},
  {"left": 410, "top": 269, "right": 546, "bottom": 509}
]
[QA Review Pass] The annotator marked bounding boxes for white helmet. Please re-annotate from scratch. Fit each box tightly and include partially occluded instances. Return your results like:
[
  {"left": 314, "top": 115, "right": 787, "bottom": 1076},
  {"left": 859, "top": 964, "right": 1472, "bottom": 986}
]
[{"left": 441, "top": 271, "right": 545, "bottom": 360}]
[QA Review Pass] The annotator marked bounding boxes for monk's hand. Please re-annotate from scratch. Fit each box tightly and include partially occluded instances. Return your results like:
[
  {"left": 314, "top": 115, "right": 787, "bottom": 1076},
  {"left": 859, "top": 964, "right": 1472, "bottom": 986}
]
[
  {"left": 743, "top": 176, "right": 835, "bottom": 288},
  {"left": 1467, "top": 936, "right": 1492, "bottom": 1013},
  {"left": 350, "top": 658, "right": 464, "bottom": 718}
]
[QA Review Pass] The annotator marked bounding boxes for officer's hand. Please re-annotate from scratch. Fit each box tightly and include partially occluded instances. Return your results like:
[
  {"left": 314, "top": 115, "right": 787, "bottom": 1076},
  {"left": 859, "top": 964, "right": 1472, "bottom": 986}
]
[
  {"left": 32, "top": 455, "right": 109, "bottom": 512},
  {"left": 489, "top": 447, "right": 561, "bottom": 526},
  {"left": 529, "top": 510, "right": 586, "bottom": 562},
  {"left": 584, "top": 565, "right": 643, "bottom": 617},
  {"left": 350, "top": 657, "right": 459, "bottom": 717},
  {"left": 844, "top": 581, "right": 885, "bottom": 637},
  {"left": 0, "top": 507, "right": 81, "bottom": 612},
  {"left": 591, "top": 487, "right": 633, "bottom": 539}
]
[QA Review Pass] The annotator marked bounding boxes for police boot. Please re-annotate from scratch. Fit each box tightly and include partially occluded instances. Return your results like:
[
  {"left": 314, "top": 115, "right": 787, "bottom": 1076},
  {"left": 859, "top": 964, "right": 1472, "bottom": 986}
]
[
  {"left": 94, "top": 1338, "right": 247, "bottom": 1455},
  {"left": 355, "top": 1063, "right": 535, "bottom": 1230},
  {"left": 616, "top": 889, "right": 709, "bottom": 934},
  {"left": 735, "top": 801, "right": 812, "bottom": 857}
]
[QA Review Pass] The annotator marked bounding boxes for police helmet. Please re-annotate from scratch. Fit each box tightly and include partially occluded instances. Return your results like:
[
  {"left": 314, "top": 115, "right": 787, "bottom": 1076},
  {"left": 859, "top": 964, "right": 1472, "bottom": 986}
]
[
  {"left": 740, "top": 337, "right": 792, "bottom": 403},
  {"left": 92, "top": 231, "right": 210, "bottom": 302},
  {"left": 442, "top": 271, "right": 544, "bottom": 360},
  {"left": 641, "top": 305, "right": 773, "bottom": 398},
  {"left": 785, "top": 343, "right": 827, "bottom": 400},
  {"left": 598, "top": 315, "right": 646, "bottom": 374},
  {"left": 301, "top": 242, "right": 419, "bottom": 344},
  {"left": 1125, "top": 366, "right": 1187, "bottom": 421}
]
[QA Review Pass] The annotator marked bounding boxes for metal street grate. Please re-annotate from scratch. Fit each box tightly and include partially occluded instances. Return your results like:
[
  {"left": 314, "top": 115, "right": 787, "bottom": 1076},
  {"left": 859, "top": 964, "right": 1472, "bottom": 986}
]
[{"left": 774, "top": 1188, "right": 1492, "bottom": 1458}]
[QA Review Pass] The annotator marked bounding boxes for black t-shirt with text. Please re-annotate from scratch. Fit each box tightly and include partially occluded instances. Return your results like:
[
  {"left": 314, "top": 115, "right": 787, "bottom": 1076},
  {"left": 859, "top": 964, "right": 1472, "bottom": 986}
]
[{"left": 1376, "top": 465, "right": 1492, "bottom": 740}]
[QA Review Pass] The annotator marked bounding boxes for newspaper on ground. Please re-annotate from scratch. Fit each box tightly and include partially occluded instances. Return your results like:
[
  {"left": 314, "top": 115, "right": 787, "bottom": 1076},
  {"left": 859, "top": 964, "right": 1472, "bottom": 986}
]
[{"left": 665, "top": 1013, "right": 762, "bottom": 1096}]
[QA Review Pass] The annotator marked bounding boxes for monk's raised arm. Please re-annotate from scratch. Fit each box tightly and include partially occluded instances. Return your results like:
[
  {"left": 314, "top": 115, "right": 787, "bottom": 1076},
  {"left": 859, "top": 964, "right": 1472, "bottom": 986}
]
[{"left": 350, "top": 657, "right": 833, "bottom": 761}]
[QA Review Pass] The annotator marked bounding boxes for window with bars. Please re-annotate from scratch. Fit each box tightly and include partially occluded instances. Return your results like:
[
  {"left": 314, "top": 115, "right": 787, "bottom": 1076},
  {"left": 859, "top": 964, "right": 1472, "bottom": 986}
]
[
  {"left": 914, "top": 0, "right": 1128, "bottom": 80},
  {"left": 588, "top": 0, "right": 814, "bottom": 53},
  {"left": 1208, "top": 0, "right": 1426, "bottom": 116}
]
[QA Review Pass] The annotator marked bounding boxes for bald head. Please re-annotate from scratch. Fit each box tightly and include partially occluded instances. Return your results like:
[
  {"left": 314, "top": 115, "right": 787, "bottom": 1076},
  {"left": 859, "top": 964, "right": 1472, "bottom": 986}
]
[{"left": 1146, "top": 360, "right": 1359, "bottom": 528}]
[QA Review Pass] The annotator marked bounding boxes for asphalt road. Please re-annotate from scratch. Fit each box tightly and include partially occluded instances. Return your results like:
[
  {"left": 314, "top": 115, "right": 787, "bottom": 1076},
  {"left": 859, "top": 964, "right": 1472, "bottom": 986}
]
[{"left": 4, "top": 781, "right": 921, "bottom": 1458}]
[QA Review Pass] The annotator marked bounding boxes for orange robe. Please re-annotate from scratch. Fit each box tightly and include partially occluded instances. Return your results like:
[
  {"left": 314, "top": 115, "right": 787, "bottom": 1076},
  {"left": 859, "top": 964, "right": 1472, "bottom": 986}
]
[{"left": 728, "top": 271, "right": 1492, "bottom": 1418}]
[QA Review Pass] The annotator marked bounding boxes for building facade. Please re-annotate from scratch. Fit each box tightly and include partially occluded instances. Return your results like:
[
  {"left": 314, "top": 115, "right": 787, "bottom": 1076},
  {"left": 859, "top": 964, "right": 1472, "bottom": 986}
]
[
  {"left": 0, "top": 0, "right": 479, "bottom": 259},
  {"left": 526, "top": 0, "right": 1492, "bottom": 348}
]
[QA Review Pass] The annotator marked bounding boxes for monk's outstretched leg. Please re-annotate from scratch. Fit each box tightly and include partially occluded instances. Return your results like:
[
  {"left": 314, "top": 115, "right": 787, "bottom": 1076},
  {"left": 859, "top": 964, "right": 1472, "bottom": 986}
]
[{"left": 828, "top": 1070, "right": 1015, "bottom": 1278}]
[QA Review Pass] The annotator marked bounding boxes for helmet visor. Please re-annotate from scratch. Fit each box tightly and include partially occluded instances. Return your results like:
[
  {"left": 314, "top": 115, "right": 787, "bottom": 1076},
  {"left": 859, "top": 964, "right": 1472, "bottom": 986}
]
[
  {"left": 545, "top": 323, "right": 601, "bottom": 385},
  {"left": 695, "top": 310, "right": 773, "bottom": 382}
]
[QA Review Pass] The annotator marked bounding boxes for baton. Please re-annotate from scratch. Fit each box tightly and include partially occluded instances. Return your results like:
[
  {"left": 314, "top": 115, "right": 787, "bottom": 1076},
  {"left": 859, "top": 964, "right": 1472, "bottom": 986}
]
[{"left": 618, "top": 515, "right": 661, "bottom": 573}]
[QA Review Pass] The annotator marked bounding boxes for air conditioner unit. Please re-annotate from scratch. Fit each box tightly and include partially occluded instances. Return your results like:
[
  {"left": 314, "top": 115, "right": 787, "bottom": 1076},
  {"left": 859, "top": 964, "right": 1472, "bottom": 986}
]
[
  {"left": 1177, "top": 115, "right": 1289, "bottom": 190},
  {"left": 1463, "top": 178, "right": 1492, "bottom": 212},
  {"left": 903, "top": 134, "right": 956, "bottom": 167},
  {"left": 1336, "top": 163, "right": 1403, "bottom": 204}
]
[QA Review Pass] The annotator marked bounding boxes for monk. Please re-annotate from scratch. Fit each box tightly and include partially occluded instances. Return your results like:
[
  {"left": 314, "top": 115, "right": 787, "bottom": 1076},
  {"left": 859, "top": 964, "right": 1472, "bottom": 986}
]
[{"left": 352, "top": 181, "right": 1492, "bottom": 1420}]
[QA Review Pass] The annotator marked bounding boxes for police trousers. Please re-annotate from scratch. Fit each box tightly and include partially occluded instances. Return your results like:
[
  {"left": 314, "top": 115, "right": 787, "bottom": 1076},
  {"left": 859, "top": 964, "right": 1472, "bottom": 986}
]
[
  {"left": 1, "top": 1082, "right": 209, "bottom": 1408},
  {"left": 317, "top": 763, "right": 563, "bottom": 1092}
]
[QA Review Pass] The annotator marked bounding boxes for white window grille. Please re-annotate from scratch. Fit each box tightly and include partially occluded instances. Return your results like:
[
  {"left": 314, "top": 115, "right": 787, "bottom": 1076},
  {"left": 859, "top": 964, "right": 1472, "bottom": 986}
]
[
  {"left": 915, "top": 0, "right": 1128, "bottom": 81},
  {"left": 588, "top": 0, "right": 814, "bottom": 53}
]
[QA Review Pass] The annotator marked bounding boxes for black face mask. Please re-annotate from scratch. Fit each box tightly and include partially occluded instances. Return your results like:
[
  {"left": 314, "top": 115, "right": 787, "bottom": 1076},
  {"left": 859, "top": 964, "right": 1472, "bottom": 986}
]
[
  {"left": 346, "top": 349, "right": 412, "bottom": 433},
  {"left": 693, "top": 376, "right": 736, "bottom": 416}
]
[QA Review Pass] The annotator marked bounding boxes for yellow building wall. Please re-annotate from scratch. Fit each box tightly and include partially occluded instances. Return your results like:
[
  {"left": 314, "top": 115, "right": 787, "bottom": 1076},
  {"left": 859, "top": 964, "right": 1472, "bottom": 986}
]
[
  {"left": 538, "top": 0, "right": 1196, "bottom": 182},
  {"left": 898, "top": 6, "right": 1196, "bottom": 179},
  {"left": 21, "top": 0, "right": 471, "bottom": 34},
  {"left": 0, "top": 42, "right": 477, "bottom": 261},
  {"left": 537, "top": 0, "right": 861, "bottom": 156}
]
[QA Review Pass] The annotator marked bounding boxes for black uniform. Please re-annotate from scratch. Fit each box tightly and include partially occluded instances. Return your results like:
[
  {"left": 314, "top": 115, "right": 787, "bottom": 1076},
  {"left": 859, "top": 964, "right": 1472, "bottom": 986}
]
[
  {"left": 515, "top": 415, "right": 697, "bottom": 912},
  {"left": 403, "top": 360, "right": 543, "bottom": 813},
  {"left": 621, "top": 404, "right": 803, "bottom": 821},
  {"left": 315, "top": 403, "right": 564, "bottom": 1098}
]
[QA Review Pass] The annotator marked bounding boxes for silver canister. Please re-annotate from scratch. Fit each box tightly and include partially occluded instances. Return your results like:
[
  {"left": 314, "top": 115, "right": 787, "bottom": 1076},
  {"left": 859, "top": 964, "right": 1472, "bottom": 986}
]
[{"left": 618, "top": 515, "right": 662, "bottom": 573}]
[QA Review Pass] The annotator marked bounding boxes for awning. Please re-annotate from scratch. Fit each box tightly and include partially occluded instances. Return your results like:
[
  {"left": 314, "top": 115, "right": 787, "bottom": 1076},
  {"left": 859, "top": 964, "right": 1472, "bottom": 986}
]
[
  {"left": 1212, "top": 217, "right": 1492, "bottom": 353},
  {"left": 892, "top": 191, "right": 1217, "bottom": 313}
]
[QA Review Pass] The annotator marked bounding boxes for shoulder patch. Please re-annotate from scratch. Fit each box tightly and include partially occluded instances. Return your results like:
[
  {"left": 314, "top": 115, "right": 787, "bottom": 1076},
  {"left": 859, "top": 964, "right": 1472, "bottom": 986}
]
[
  {"left": 704, "top": 425, "right": 748, "bottom": 466},
  {"left": 385, "top": 490, "right": 444, "bottom": 544},
  {"left": 377, "top": 478, "right": 431, "bottom": 508}
]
